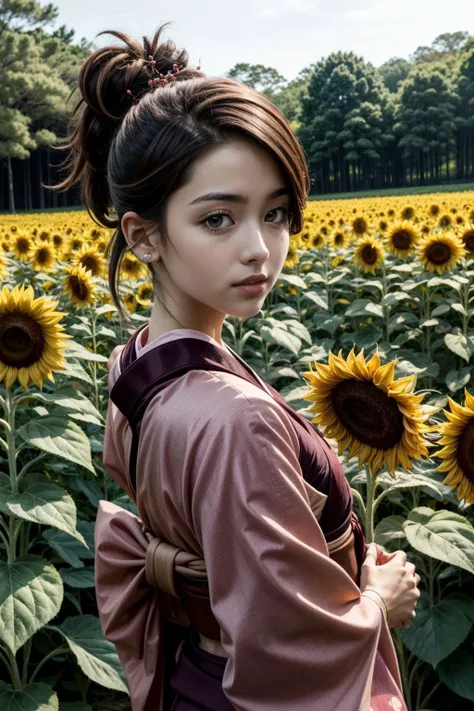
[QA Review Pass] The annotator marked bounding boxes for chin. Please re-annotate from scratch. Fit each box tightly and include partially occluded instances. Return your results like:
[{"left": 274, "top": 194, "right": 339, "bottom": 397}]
[{"left": 228, "top": 302, "right": 266, "bottom": 319}]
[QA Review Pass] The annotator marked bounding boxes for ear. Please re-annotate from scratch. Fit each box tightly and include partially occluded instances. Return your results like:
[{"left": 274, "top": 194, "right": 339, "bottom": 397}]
[{"left": 121, "top": 211, "right": 161, "bottom": 263}]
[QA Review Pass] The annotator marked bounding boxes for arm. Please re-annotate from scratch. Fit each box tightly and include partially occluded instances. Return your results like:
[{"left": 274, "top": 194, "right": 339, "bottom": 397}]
[{"left": 189, "top": 387, "right": 389, "bottom": 711}]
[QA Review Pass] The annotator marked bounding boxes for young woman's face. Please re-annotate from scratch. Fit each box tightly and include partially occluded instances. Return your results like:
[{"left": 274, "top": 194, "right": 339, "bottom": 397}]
[{"left": 135, "top": 136, "right": 291, "bottom": 333}]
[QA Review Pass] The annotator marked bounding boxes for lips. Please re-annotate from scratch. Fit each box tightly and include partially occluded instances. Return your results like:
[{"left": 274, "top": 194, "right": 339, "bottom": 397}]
[{"left": 233, "top": 275, "right": 268, "bottom": 286}]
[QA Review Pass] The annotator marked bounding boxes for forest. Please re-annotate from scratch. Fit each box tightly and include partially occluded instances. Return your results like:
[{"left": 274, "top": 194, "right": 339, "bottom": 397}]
[{"left": 0, "top": 0, "right": 473, "bottom": 210}]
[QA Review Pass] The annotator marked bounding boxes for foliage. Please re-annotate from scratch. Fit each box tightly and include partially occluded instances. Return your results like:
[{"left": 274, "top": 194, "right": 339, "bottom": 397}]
[{"left": 1, "top": 192, "right": 474, "bottom": 709}]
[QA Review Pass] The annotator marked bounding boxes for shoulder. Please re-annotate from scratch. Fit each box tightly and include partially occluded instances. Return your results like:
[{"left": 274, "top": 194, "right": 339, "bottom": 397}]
[{"left": 142, "top": 368, "right": 300, "bottom": 448}]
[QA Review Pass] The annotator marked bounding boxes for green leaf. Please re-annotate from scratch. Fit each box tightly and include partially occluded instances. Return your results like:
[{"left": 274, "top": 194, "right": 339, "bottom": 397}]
[
  {"left": 55, "top": 616, "right": 128, "bottom": 694},
  {"left": 302, "top": 291, "right": 328, "bottom": 310},
  {"left": 64, "top": 341, "right": 108, "bottom": 363},
  {"left": 420, "top": 318, "right": 439, "bottom": 328},
  {"left": 261, "top": 326, "right": 301, "bottom": 355},
  {"left": 345, "top": 299, "right": 384, "bottom": 318},
  {"left": 43, "top": 527, "right": 93, "bottom": 568},
  {"left": 33, "top": 390, "right": 104, "bottom": 423},
  {"left": 3, "top": 474, "right": 86, "bottom": 543},
  {"left": 275, "top": 274, "right": 307, "bottom": 289},
  {"left": 95, "top": 304, "right": 117, "bottom": 316},
  {"left": 444, "top": 332, "right": 472, "bottom": 362},
  {"left": 446, "top": 368, "right": 471, "bottom": 393},
  {"left": 0, "top": 682, "right": 58, "bottom": 710},
  {"left": 284, "top": 319, "right": 312, "bottom": 345},
  {"left": 431, "top": 303, "right": 451, "bottom": 317},
  {"left": 96, "top": 326, "right": 116, "bottom": 339},
  {"left": 437, "top": 643, "right": 474, "bottom": 701},
  {"left": 18, "top": 418, "right": 94, "bottom": 473},
  {"left": 400, "top": 593, "right": 474, "bottom": 668},
  {"left": 59, "top": 361, "right": 93, "bottom": 385},
  {"left": 0, "top": 555, "right": 63, "bottom": 654},
  {"left": 60, "top": 567, "right": 95, "bottom": 588},
  {"left": 374, "top": 516, "right": 407, "bottom": 549},
  {"left": 403, "top": 507, "right": 474, "bottom": 573},
  {"left": 380, "top": 291, "right": 411, "bottom": 307},
  {"left": 451, "top": 302, "right": 467, "bottom": 316}
]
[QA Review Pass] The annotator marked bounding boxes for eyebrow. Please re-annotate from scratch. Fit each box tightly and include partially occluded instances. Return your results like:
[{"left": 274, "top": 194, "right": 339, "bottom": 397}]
[{"left": 189, "top": 186, "right": 290, "bottom": 206}]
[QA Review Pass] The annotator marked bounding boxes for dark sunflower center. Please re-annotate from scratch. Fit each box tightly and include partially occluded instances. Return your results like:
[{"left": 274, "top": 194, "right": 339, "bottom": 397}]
[
  {"left": 80, "top": 256, "right": 99, "bottom": 275},
  {"left": 69, "top": 275, "right": 89, "bottom": 301},
  {"left": 439, "top": 215, "right": 451, "bottom": 227},
  {"left": 402, "top": 207, "right": 414, "bottom": 220},
  {"left": 462, "top": 230, "right": 474, "bottom": 253},
  {"left": 457, "top": 419, "right": 474, "bottom": 483},
  {"left": 335, "top": 234, "right": 344, "bottom": 246},
  {"left": 17, "top": 238, "right": 29, "bottom": 253},
  {"left": 36, "top": 248, "right": 49, "bottom": 264},
  {"left": 427, "top": 242, "right": 451, "bottom": 265},
  {"left": 0, "top": 313, "right": 44, "bottom": 367},
  {"left": 430, "top": 205, "right": 440, "bottom": 216},
  {"left": 392, "top": 229, "right": 412, "bottom": 250},
  {"left": 353, "top": 218, "right": 367, "bottom": 234},
  {"left": 331, "top": 379, "right": 404, "bottom": 450},
  {"left": 361, "top": 245, "right": 377, "bottom": 265}
]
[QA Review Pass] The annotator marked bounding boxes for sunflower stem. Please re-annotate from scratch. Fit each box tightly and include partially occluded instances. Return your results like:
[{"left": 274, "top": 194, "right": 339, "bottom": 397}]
[
  {"left": 17, "top": 452, "right": 48, "bottom": 484},
  {"left": 28, "top": 645, "right": 70, "bottom": 685},
  {"left": 364, "top": 467, "right": 377, "bottom": 543},
  {"left": 392, "top": 629, "right": 411, "bottom": 709},
  {"left": 381, "top": 261, "right": 390, "bottom": 345},
  {"left": 90, "top": 305, "right": 100, "bottom": 412},
  {"left": 350, "top": 487, "right": 366, "bottom": 520},
  {"left": 3, "top": 645, "right": 22, "bottom": 690}
]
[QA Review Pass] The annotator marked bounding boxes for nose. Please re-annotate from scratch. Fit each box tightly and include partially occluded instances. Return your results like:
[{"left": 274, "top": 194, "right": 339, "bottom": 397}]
[{"left": 241, "top": 223, "right": 270, "bottom": 264}]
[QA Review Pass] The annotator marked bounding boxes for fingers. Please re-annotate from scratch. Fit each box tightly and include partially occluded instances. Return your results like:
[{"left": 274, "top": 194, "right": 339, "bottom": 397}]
[{"left": 363, "top": 543, "right": 378, "bottom": 564}]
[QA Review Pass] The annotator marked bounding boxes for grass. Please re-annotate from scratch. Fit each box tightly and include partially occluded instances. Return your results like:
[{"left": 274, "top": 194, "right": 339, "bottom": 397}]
[{"left": 309, "top": 182, "right": 474, "bottom": 201}]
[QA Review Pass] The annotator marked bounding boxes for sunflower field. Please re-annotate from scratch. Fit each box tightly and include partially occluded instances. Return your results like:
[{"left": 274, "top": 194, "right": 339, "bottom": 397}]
[{"left": 1, "top": 190, "right": 474, "bottom": 711}]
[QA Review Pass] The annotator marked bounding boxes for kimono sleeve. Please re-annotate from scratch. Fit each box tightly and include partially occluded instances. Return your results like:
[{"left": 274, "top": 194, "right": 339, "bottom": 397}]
[{"left": 188, "top": 384, "right": 385, "bottom": 711}]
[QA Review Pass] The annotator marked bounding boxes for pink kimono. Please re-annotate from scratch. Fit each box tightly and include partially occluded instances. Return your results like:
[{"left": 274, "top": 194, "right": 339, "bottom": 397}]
[{"left": 95, "top": 326, "right": 406, "bottom": 711}]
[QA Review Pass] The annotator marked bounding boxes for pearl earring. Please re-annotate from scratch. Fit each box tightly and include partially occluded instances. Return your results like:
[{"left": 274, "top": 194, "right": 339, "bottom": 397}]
[{"left": 142, "top": 252, "right": 152, "bottom": 263}]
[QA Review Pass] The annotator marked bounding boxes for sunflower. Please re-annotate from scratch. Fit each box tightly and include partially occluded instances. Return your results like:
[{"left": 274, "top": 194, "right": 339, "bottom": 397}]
[
  {"left": 123, "top": 292, "right": 137, "bottom": 314},
  {"left": 417, "top": 232, "right": 466, "bottom": 274},
  {"left": 0, "top": 284, "right": 69, "bottom": 389},
  {"left": 284, "top": 244, "right": 299, "bottom": 269},
  {"left": 429, "top": 204, "right": 440, "bottom": 217},
  {"left": 385, "top": 222, "right": 421, "bottom": 258},
  {"left": 401, "top": 205, "right": 415, "bottom": 221},
  {"left": 351, "top": 216, "right": 370, "bottom": 237},
  {"left": 69, "top": 236, "right": 83, "bottom": 253},
  {"left": 75, "top": 244, "right": 105, "bottom": 277},
  {"left": 37, "top": 229, "right": 51, "bottom": 242},
  {"left": 328, "top": 230, "right": 351, "bottom": 250},
  {"left": 62, "top": 265, "right": 96, "bottom": 309},
  {"left": 353, "top": 235, "right": 384, "bottom": 274},
  {"left": 120, "top": 252, "right": 147, "bottom": 280},
  {"left": 0, "top": 254, "right": 7, "bottom": 281},
  {"left": 438, "top": 214, "right": 452, "bottom": 228},
  {"left": 434, "top": 389, "right": 474, "bottom": 505},
  {"left": 311, "top": 233, "right": 326, "bottom": 249},
  {"left": 136, "top": 282, "right": 154, "bottom": 307},
  {"left": 302, "top": 349, "right": 431, "bottom": 476},
  {"left": 31, "top": 242, "right": 56, "bottom": 273},
  {"left": 460, "top": 225, "right": 474, "bottom": 255},
  {"left": 12, "top": 233, "right": 33, "bottom": 262}
]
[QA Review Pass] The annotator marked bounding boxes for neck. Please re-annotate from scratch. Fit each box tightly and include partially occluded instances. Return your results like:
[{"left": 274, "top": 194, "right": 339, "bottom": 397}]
[{"left": 147, "top": 300, "right": 225, "bottom": 346}]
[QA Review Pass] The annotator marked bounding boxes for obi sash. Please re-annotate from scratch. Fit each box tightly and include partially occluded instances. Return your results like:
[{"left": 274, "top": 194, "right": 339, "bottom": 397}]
[{"left": 108, "top": 324, "right": 366, "bottom": 644}]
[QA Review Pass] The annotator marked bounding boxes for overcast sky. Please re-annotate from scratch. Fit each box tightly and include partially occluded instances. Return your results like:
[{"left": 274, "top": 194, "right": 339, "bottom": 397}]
[{"left": 52, "top": 0, "right": 473, "bottom": 82}]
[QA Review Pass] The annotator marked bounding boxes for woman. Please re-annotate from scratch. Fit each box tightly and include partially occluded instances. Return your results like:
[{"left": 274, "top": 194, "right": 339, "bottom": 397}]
[{"left": 53, "top": 23, "right": 420, "bottom": 711}]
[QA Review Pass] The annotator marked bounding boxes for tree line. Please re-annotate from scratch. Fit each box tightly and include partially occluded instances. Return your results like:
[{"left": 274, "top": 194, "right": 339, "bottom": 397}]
[{"left": 1, "top": 0, "right": 473, "bottom": 211}]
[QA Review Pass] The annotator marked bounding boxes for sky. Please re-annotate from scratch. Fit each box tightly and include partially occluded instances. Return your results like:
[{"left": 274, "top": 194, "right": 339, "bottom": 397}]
[{"left": 51, "top": 0, "right": 474, "bottom": 82}]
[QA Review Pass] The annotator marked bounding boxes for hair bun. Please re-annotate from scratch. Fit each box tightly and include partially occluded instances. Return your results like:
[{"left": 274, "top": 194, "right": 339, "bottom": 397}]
[{"left": 78, "top": 23, "right": 192, "bottom": 122}]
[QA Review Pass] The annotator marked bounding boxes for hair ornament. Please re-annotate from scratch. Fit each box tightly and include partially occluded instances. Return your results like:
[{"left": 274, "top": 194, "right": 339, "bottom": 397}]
[{"left": 125, "top": 57, "right": 201, "bottom": 102}]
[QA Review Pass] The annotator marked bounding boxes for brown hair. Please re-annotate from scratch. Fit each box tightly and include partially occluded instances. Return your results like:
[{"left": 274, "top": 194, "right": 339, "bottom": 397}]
[{"left": 48, "top": 23, "right": 310, "bottom": 321}]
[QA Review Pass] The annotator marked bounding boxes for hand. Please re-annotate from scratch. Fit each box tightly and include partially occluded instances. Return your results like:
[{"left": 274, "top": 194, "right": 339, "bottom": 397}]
[{"left": 361, "top": 543, "right": 421, "bottom": 629}]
